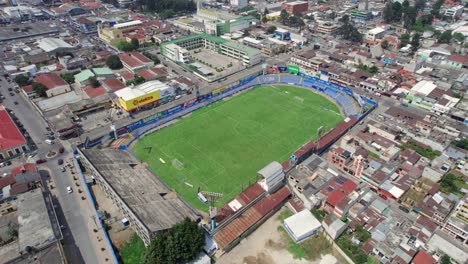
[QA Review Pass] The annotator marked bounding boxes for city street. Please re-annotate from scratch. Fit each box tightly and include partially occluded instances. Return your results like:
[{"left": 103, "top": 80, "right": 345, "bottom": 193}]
[{"left": 0, "top": 76, "right": 102, "bottom": 264}]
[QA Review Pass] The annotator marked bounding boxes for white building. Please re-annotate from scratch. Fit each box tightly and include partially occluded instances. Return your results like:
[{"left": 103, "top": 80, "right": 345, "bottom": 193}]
[
  {"left": 37, "top": 38, "right": 75, "bottom": 54},
  {"left": 230, "top": 0, "right": 248, "bottom": 9},
  {"left": 366, "top": 27, "right": 387, "bottom": 41},
  {"left": 444, "top": 5, "right": 464, "bottom": 19},
  {"left": 258, "top": 161, "right": 284, "bottom": 193},
  {"left": 283, "top": 210, "right": 322, "bottom": 243},
  {"left": 164, "top": 43, "right": 191, "bottom": 64}
]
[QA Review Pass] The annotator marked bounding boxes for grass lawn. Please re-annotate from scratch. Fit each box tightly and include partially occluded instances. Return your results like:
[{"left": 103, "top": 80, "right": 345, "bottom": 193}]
[
  {"left": 132, "top": 85, "right": 343, "bottom": 210},
  {"left": 119, "top": 233, "right": 146, "bottom": 264}
]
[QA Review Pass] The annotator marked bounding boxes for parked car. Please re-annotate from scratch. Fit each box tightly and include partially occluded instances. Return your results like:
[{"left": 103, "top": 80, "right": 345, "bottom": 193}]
[
  {"left": 14, "top": 101, "right": 18, "bottom": 105},
  {"left": 36, "top": 159, "right": 47, "bottom": 164},
  {"left": 66, "top": 186, "right": 73, "bottom": 193},
  {"left": 59, "top": 147, "right": 64, "bottom": 153},
  {"left": 9, "top": 92, "right": 14, "bottom": 96},
  {"left": 45, "top": 139, "right": 54, "bottom": 145},
  {"left": 58, "top": 159, "right": 64, "bottom": 165}
]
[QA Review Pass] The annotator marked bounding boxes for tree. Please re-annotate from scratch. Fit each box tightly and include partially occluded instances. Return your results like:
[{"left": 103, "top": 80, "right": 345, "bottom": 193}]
[
  {"left": 441, "top": 255, "right": 452, "bottom": 264},
  {"left": 381, "top": 39, "right": 389, "bottom": 49},
  {"left": 431, "top": 0, "right": 445, "bottom": 18},
  {"left": 143, "top": 218, "right": 205, "bottom": 264},
  {"left": 142, "top": 52, "right": 160, "bottom": 64},
  {"left": 267, "top": 25, "right": 277, "bottom": 34},
  {"left": 14, "top": 75, "right": 30, "bottom": 86},
  {"left": 106, "top": 55, "right": 123, "bottom": 70},
  {"left": 263, "top": 7, "right": 269, "bottom": 15},
  {"left": 383, "top": 1, "right": 394, "bottom": 23},
  {"left": 131, "top": 38, "right": 140, "bottom": 49},
  {"left": 262, "top": 15, "right": 268, "bottom": 24},
  {"left": 60, "top": 72, "right": 76, "bottom": 84},
  {"left": 403, "top": 6, "right": 417, "bottom": 29},
  {"left": 410, "top": 33, "right": 420, "bottom": 52},
  {"left": 337, "top": 15, "right": 362, "bottom": 42},
  {"left": 280, "top": 9, "right": 289, "bottom": 25},
  {"left": 88, "top": 76, "right": 100, "bottom": 88},
  {"left": 453, "top": 32, "right": 465, "bottom": 43},
  {"left": 32, "top": 82, "right": 47, "bottom": 97},
  {"left": 392, "top": 2, "right": 403, "bottom": 21},
  {"left": 125, "top": 75, "right": 145, "bottom": 86},
  {"left": 414, "top": 0, "right": 426, "bottom": 11},
  {"left": 438, "top": 30, "right": 452, "bottom": 43},
  {"left": 115, "top": 41, "right": 135, "bottom": 52},
  {"left": 399, "top": 33, "right": 411, "bottom": 47}
]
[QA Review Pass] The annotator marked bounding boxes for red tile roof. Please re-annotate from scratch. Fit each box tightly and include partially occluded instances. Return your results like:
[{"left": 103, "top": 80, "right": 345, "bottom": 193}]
[
  {"left": 412, "top": 250, "right": 436, "bottom": 264},
  {"left": 10, "top": 183, "right": 30, "bottom": 196},
  {"left": 118, "top": 53, "right": 141, "bottom": 68},
  {"left": 22, "top": 85, "right": 33, "bottom": 93},
  {"left": 0, "top": 105, "right": 26, "bottom": 151},
  {"left": 128, "top": 33, "right": 146, "bottom": 40},
  {"left": 327, "top": 189, "right": 347, "bottom": 207},
  {"left": 84, "top": 86, "right": 107, "bottom": 98},
  {"left": 447, "top": 55, "right": 467, "bottom": 64},
  {"left": 215, "top": 183, "right": 264, "bottom": 224},
  {"left": 101, "top": 78, "right": 125, "bottom": 92},
  {"left": 138, "top": 69, "right": 156, "bottom": 80},
  {"left": 121, "top": 73, "right": 135, "bottom": 81},
  {"left": 34, "top": 73, "right": 67, "bottom": 90},
  {"left": 0, "top": 174, "right": 15, "bottom": 189},
  {"left": 342, "top": 180, "right": 357, "bottom": 193},
  {"left": 130, "top": 52, "right": 151, "bottom": 63},
  {"left": 10, "top": 163, "right": 36, "bottom": 176},
  {"left": 76, "top": 17, "right": 93, "bottom": 24},
  {"left": 213, "top": 186, "right": 290, "bottom": 250}
]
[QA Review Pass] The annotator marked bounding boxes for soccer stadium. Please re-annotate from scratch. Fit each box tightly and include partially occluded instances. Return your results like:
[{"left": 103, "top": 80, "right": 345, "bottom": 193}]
[{"left": 129, "top": 72, "right": 374, "bottom": 211}]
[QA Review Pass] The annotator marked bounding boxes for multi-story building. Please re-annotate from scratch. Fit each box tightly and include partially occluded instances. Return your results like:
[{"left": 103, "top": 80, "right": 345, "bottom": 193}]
[
  {"left": 316, "top": 22, "right": 338, "bottom": 34},
  {"left": 443, "top": 198, "right": 468, "bottom": 244},
  {"left": 98, "top": 20, "right": 142, "bottom": 45},
  {"left": 160, "top": 33, "right": 261, "bottom": 66},
  {"left": 282, "top": 1, "right": 308, "bottom": 14},
  {"left": 230, "top": 0, "right": 248, "bottom": 9},
  {"left": 78, "top": 149, "right": 199, "bottom": 245},
  {"left": 444, "top": 5, "right": 464, "bottom": 19},
  {"left": 290, "top": 50, "right": 322, "bottom": 72}
]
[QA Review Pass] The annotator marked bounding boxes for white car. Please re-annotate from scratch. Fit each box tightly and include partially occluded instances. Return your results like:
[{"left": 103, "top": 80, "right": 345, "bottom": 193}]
[
  {"left": 45, "top": 139, "right": 54, "bottom": 145},
  {"left": 66, "top": 186, "right": 73, "bottom": 193}
]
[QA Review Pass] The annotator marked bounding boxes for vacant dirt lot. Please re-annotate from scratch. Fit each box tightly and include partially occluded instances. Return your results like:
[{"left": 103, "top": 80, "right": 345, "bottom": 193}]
[{"left": 217, "top": 208, "right": 342, "bottom": 264}]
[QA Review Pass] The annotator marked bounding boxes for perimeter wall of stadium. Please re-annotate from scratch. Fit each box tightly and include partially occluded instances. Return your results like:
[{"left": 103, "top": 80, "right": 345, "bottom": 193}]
[{"left": 83, "top": 68, "right": 377, "bottom": 165}]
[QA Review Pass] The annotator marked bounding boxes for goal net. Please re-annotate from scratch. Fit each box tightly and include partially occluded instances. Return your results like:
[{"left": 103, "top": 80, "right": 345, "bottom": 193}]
[
  {"left": 172, "top": 159, "right": 185, "bottom": 170},
  {"left": 294, "top": 96, "right": 304, "bottom": 103}
]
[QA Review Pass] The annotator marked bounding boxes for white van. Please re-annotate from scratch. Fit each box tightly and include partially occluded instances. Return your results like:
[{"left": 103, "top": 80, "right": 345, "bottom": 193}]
[
  {"left": 66, "top": 186, "right": 72, "bottom": 193},
  {"left": 45, "top": 139, "right": 54, "bottom": 145}
]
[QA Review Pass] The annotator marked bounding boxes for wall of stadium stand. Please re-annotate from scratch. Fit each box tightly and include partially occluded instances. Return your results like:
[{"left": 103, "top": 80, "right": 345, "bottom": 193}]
[
  {"left": 74, "top": 69, "right": 376, "bottom": 257},
  {"left": 83, "top": 70, "right": 376, "bottom": 150}
]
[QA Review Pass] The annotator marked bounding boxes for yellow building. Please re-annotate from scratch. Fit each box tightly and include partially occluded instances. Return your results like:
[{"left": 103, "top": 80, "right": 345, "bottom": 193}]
[
  {"left": 98, "top": 20, "right": 143, "bottom": 45},
  {"left": 114, "top": 80, "right": 174, "bottom": 112}
]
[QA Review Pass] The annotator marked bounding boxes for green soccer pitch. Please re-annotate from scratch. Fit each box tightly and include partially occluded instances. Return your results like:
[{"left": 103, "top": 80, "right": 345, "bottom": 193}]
[{"left": 132, "top": 85, "right": 344, "bottom": 211}]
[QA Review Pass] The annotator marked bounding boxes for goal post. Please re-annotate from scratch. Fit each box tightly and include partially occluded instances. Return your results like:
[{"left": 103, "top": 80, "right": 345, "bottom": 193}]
[{"left": 172, "top": 159, "right": 185, "bottom": 170}]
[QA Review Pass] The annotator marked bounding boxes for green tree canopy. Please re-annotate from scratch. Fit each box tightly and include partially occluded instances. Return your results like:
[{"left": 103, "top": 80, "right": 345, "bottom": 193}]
[
  {"left": 399, "top": 33, "right": 411, "bottom": 47},
  {"left": 280, "top": 9, "right": 289, "bottom": 25},
  {"left": 60, "top": 72, "right": 76, "bottom": 84},
  {"left": 105, "top": 55, "right": 123, "bottom": 70},
  {"left": 267, "top": 25, "right": 277, "bottom": 34},
  {"left": 115, "top": 41, "right": 135, "bottom": 52},
  {"left": 131, "top": 38, "right": 140, "bottom": 49},
  {"left": 411, "top": 33, "right": 421, "bottom": 52},
  {"left": 383, "top": 1, "right": 394, "bottom": 23},
  {"left": 15, "top": 75, "right": 30, "bottom": 86},
  {"left": 337, "top": 15, "right": 362, "bottom": 42},
  {"left": 438, "top": 30, "right": 452, "bottom": 43},
  {"left": 453, "top": 32, "right": 465, "bottom": 43},
  {"left": 142, "top": 52, "right": 160, "bottom": 64},
  {"left": 88, "top": 76, "right": 100, "bottom": 88},
  {"left": 264, "top": 7, "right": 269, "bottom": 15},
  {"left": 32, "top": 82, "right": 47, "bottom": 97},
  {"left": 441, "top": 254, "right": 452, "bottom": 264},
  {"left": 142, "top": 218, "right": 205, "bottom": 264}
]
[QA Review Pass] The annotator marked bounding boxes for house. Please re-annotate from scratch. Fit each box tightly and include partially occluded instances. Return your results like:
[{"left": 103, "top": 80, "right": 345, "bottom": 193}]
[
  {"left": 126, "top": 33, "right": 147, "bottom": 46},
  {"left": 283, "top": 210, "right": 322, "bottom": 243},
  {"left": 380, "top": 53, "right": 396, "bottom": 65},
  {"left": 412, "top": 250, "right": 436, "bottom": 264},
  {"left": 118, "top": 52, "right": 154, "bottom": 73},
  {"left": 366, "top": 27, "right": 387, "bottom": 42},
  {"left": 92, "top": 67, "right": 114, "bottom": 80},
  {"left": 70, "top": 17, "right": 97, "bottom": 33},
  {"left": 0, "top": 106, "right": 29, "bottom": 162},
  {"left": 322, "top": 215, "right": 347, "bottom": 239},
  {"left": 33, "top": 73, "right": 71, "bottom": 97},
  {"left": 444, "top": 55, "right": 467, "bottom": 68},
  {"left": 101, "top": 78, "right": 125, "bottom": 92},
  {"left": 74, "top": 69, "right": 95, "bottom": 86}
]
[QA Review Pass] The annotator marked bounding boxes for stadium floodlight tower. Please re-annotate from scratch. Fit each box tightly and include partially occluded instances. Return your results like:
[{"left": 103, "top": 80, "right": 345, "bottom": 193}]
[
  {"left": 200, "top": 191, "right": 223, "bottom": 219},
  {"left": 314, "top": 126, "right": 324, "bottom": 153}
]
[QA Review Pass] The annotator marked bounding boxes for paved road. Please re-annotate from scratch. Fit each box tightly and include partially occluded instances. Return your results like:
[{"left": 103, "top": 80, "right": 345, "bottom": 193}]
[{"left": 0, "top": 76, "right": 100, "bottom": 264}]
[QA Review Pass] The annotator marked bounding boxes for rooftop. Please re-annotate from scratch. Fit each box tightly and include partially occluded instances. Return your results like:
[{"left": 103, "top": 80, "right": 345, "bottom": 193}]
[
  {"left": 0, "top": 105, "right": 26, "bottom": 151},
  {"left": 34, "top": 73, "right": 68, "bottom": 90},
  {"left": 37, "top": 38, "right": 73, "bottom": 53},
  {"left": 284, "top": 209, "right": 321, "bottom": 238},
  {"left": 115, "top": 80, "right": 171, "bottom": 101},
  {"left": 17, "top": 189, "right": 59, "bottom": 252},
  {"left": 81, "top": 149, "right": 198, "bottom": 233}
]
